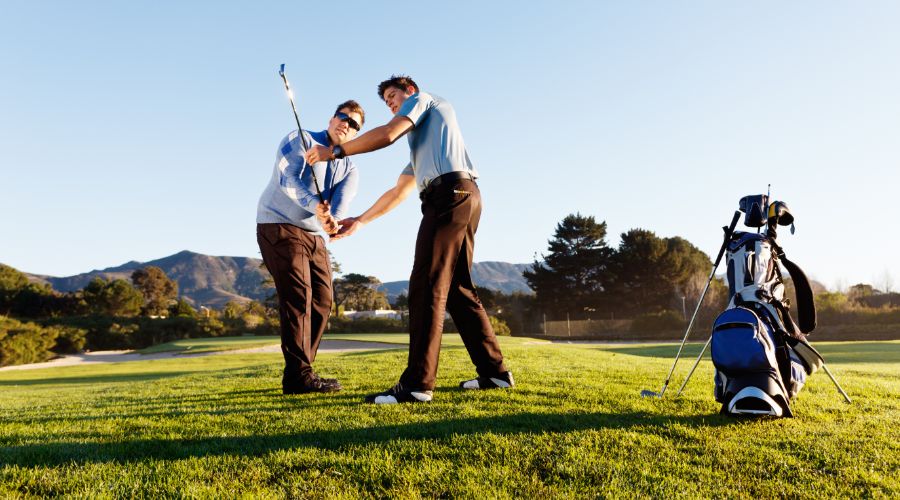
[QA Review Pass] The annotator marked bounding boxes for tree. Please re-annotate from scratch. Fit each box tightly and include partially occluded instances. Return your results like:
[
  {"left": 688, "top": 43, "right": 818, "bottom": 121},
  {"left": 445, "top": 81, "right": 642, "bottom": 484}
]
[
  {"left": 524, "top": 213, "right": 616, "bottom": 319},
  {"left": 0, "top": 264, "right": 29, "bottom": 304},
  {"left": 847, "top": 283, "right": 876, "bottom": 304},
  {"left": 169, "top": 298, "right": 198, "bottom": 318},
  {"left": 82, "top": 278, "right": 143, "bottom": 317},
  {"left": 334, "top": 273, "right": 390, "bottom": 311},
  {"left": 392, "top": 293, "right": 409, "bottom": 311},
  {"left": 131, "top": 266, "right": 178, "bottom": 316},
  {"left": 611, "top": 230, "right": 711, "bottom": 315},
  {"left": 222, "top": 301, "right": 244, "bottom": 319}
]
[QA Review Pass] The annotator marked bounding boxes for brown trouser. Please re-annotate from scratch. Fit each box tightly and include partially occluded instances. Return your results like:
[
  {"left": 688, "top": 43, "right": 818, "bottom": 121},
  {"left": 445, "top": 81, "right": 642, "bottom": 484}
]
[
  {"left": 257, "top": 223, "right": 332, "bottom": 383},
  {"left": 399, "top": 178, "right": 507, "bottom": 390}
]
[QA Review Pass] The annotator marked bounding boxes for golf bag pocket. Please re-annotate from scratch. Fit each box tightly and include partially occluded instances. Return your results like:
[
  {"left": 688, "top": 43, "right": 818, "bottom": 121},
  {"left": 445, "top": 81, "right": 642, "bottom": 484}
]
[
  {"left": 711, "top": 307, "right": 793, "bottom": 416},
  {"left": 711, "top": 307, "right": 777, "bottom": 374}
]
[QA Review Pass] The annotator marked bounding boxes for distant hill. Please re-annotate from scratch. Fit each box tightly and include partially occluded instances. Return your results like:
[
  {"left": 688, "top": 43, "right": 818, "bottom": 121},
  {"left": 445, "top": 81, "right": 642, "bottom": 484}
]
[
  {"left": 23, "top": 253, "right": 532, "bottom": 309},
  {"left": 28, "top": 251, "right": 272, "bottom": 309},
  {"left": 378, "top": 261, "right": 533, "bottom": 303}
]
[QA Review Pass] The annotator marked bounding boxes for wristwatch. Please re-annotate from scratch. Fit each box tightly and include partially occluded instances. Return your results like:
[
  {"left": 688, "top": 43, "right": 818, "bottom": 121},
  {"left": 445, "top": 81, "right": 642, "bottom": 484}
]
[{"left": 331, "top": 145, "right": 346, "bottom": 159}]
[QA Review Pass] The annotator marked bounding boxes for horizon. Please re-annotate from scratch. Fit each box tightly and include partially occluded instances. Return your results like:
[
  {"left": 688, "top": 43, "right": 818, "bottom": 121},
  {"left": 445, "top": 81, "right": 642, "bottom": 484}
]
[{"left": 2, "top": 2, "right": 898, "bottom": 290}]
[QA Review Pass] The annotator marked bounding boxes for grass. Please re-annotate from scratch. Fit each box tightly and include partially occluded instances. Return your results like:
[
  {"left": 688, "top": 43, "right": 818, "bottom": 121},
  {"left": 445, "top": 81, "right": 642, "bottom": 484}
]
[
  {"left": 137, "top": 333, "right": 548, "bottom": 354},
  {"left": 0, "top": 337, "right": 897, "bottom": 498}
]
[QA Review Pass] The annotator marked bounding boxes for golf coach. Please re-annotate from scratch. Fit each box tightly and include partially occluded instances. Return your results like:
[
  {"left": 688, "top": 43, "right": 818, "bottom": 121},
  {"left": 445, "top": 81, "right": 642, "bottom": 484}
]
[
  {"left": 305, "top": 75, "right": 513, "bottom": 404},
  {"left": 257, "top": 100, "right": 364, "bottom": 395}
]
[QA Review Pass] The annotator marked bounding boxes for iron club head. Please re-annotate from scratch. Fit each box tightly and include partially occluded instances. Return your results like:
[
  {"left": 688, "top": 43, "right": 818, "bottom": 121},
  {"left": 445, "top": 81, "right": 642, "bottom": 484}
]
[
  {"left": 640, "top": 389, "right": 661, "bottom": 398},
  {"left": 279, "top": 63, "right": 285, "bottom": 77}
]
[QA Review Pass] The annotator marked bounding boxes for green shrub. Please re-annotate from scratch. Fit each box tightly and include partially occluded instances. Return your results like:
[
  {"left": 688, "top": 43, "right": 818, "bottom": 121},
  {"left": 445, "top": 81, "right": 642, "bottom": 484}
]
[
  {"left": 631, "top": 310, "right": 684, "bottom": 333},
  {"left": 328, "top": 316, "right": 406, "bottom": 333},
  {"left": 0, "top": 317, "right": 61, "bottom": 366},
  {"left": 52, "top": 325, "right": 88, "bottom": 354},
  {"left": 490, "top": 315, "right": 511, "bottom": 336}
]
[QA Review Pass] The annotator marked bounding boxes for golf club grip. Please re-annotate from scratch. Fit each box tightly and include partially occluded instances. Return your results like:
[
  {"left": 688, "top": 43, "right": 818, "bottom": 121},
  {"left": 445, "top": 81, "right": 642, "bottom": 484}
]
[{"left": 711, "top": 211, "right": 741, "bottom": 268}]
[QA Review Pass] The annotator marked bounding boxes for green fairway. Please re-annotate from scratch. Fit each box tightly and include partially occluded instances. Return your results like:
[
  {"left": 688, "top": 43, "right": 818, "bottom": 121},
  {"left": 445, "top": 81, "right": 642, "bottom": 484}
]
[
  {"left": 1, "top": 339, "right": 897, "bottom": 498},
  {"left": 137, "top": 333, "right": 547, "bottom": 354}
]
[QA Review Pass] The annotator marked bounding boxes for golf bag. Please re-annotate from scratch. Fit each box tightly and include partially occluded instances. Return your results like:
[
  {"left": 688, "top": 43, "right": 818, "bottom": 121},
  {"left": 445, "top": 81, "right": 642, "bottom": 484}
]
[{"left": 711, "top": 224, "right": 824, "bottom": 417}]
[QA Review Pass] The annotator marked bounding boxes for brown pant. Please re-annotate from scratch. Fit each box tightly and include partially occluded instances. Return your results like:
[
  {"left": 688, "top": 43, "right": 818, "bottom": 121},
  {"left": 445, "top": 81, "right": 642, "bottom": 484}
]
[
  {"left": 257, "top": 223, "right": 332, "bottom": 383},
  {"left": 400, "top": 178, "right": 507, "bottom": 390}
]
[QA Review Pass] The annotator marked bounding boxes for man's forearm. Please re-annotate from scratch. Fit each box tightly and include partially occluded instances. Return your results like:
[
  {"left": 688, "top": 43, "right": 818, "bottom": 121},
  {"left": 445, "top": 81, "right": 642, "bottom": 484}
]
[
  {"left": 359, "top": 186, "right": 408, "bottom": 224},
  {"left": 343, "top": 125, "right": 394, "bottom": 156},
  {"left": 343, "top": 116, "right": 413, "bottom": 156}
]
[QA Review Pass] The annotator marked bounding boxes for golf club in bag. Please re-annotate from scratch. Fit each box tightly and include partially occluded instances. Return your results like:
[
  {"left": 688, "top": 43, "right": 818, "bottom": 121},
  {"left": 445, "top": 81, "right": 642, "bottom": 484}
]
[
  {"left": 674, "top": 195, "right": 851, "bottom": 417},
  {"left": 278, "top": 63, "right": 325, "bottom": 204},
  {"left": 640, "top": 210, "right": 741, "bottom": 399}
]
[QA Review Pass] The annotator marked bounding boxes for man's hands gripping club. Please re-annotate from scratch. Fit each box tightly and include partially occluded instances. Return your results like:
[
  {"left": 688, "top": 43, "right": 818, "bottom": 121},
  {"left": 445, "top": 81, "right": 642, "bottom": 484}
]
[{"left": 315, "top": 201, "right": 340, "bottom": 236}]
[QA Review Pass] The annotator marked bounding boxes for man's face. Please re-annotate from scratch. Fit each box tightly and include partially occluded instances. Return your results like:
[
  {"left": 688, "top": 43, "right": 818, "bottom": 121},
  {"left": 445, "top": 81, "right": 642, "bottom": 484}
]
[
  {"left": 382, "top": 85, "right": 416, "bottom": 115},
  {"left": 327, "top": 107, "right": 363, "bottom": 145}
]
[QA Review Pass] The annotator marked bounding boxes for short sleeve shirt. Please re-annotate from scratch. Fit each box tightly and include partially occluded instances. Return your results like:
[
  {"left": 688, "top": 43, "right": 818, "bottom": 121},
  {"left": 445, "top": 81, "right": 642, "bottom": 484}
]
[{"left": 397, "top": 92, "right": 478, "bottom": 191}]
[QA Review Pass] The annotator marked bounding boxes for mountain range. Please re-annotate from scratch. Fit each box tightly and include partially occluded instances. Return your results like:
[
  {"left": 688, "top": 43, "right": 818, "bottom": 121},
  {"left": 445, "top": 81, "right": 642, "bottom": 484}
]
[{"left": 24, "top": 251, "right": 533, "bottom": 308}]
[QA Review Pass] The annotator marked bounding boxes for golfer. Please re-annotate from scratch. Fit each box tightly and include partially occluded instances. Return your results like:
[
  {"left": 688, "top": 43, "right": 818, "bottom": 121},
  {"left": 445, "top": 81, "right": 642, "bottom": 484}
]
[
  {"left": 305, "top": 76, "right": 512, "bottom": 404},
  {"left": 257, "top": 100, "right": 364, "bottom": 394}
]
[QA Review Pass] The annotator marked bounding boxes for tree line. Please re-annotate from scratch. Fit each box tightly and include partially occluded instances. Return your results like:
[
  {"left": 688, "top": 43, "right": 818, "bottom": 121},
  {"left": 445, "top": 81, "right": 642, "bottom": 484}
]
[
  {"left": 0, "top": 264, "right": 278, "bottom": 366},
  {"left": 523, "top": 213, "right": 721, "bottom": 322}
]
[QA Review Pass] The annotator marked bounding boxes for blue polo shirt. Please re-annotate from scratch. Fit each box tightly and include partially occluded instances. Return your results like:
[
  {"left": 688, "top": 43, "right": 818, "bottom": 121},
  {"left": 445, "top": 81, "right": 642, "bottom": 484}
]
[{"left": 397, "top": 92, "right": 479, "bottom": 192}]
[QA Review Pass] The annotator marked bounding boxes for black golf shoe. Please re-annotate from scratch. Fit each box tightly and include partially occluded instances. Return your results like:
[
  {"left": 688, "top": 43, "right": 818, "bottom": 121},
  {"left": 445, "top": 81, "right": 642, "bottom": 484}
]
[
  {"left": 459, "top": 371, "right": 515, "bottom": 390},
  {"left": 364, "top": 383, "right": 433, "bottom": 404},
  {"left": 283, "top": 373, "right": 342, "bottom": 395}
]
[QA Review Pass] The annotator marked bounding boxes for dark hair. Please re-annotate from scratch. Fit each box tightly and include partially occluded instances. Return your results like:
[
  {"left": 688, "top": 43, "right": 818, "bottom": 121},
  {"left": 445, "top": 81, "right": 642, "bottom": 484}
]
[
  {"left": 334, "top": 99, "right": 365, "bottom": 126},
  {"left": 377, "top": 75, "right": 419, "bottom": 101}
]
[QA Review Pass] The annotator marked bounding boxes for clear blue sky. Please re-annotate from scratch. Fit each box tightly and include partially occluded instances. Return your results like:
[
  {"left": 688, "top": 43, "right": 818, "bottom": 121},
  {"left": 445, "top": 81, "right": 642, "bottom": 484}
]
[{"left": 1, "top": 1, "right": 898, "bottom": 291}]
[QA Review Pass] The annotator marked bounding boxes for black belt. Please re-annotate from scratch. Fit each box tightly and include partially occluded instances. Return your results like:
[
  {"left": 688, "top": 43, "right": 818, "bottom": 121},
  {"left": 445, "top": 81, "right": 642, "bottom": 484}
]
[{"left": 420, "top": 171, "right": 475, "bottom": 200}]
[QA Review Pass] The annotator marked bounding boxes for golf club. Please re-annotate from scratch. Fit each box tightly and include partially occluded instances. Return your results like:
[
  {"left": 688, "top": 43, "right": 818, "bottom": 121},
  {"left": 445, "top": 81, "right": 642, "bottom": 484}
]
[
  {"left": 641, "top": 210, "right": 741, "bottom": 399},
  {"left": 278, "top": 63, "right": 325, "bottom": 204}
]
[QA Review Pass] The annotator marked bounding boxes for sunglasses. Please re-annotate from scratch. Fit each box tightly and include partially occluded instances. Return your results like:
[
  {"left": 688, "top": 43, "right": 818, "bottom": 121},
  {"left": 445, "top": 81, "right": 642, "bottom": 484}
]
[{"left": 334, "top": 112, "right": 361, "bottom": 132}]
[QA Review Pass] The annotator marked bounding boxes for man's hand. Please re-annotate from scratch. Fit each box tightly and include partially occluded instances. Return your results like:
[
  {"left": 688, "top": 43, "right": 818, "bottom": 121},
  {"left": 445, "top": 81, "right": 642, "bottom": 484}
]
[
  {"left": 315, "top": 201, "right": 340, "bottom": 235},
  {"left": 322, "top": 215, "right": 339, "bottom": 235},
  {"left": 315, "top": 200, "right": 331, "bottom": 220},
  {"left": 331, "top": 217, "right": 364, "bottom": 240},
  {"left": 305, "top": 145, "right": 333, "bottom": 165}
]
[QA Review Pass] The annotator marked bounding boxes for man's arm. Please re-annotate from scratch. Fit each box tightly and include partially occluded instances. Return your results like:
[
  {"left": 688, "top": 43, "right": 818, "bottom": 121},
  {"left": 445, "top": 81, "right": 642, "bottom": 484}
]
[
  {"left": 328, "top": 166, "right": 359, "bottom": 221},
  {"left": 331, "top": 173, "right": 416, "bottom": 240},
  {"left": 305, "top": 115, "right": 414, "bottom": 164},
  {"left": 276, "top": 131, "right": 326, "bottom": 213},
  {"left": 314, "top": 165, "right": 359, "bottom": 235}
]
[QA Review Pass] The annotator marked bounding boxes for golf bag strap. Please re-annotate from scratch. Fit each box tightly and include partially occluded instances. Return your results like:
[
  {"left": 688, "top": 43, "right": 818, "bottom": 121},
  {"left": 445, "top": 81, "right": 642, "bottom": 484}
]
[
  {"left": 770, "top": 300, "right": 804, "bottom": 341},
  {"left": 772, "top": 330, "right": 794, "bottom": 393},
  {"left": 770, "top": 240, "right": 817, "bottom": 334}
]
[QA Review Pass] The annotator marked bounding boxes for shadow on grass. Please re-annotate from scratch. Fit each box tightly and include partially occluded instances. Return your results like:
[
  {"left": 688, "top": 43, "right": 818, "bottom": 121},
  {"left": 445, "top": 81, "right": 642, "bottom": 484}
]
[
  {"left": 0, "top": 362, "right": 278, "bottom": 387},
  {"left": 593, "top": 341, "right": 900, "bottom": 364},
  {"left": 0, "top": 410, "right": 736, "bottom": 467},
  {"left": 0, "top": 371, "right": 199, "bottom": 387}
]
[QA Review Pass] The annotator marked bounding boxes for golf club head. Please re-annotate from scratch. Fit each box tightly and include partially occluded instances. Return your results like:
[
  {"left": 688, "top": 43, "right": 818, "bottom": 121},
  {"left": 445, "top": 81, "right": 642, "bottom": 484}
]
[
  {"left": 640, "top": 389, "right": 662, "bottom": 399},
  {"left": 279, "top": 63, "right": 285, "bottom": 77}
]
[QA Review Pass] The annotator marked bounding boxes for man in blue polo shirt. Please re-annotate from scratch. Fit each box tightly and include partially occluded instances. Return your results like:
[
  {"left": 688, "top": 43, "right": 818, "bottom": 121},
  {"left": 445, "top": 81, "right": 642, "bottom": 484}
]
[
  {"left": 257, "top": 100, "right": 363, "bottom": 395},
  {"left": 305, "top": 76, "right": 512, "bottom": 404}
]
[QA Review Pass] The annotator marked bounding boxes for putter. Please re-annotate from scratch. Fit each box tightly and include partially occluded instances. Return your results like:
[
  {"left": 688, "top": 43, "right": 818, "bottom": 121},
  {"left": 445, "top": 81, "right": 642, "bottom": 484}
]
[
  {"left": 278, "top": 63, "right": 325, "bottom": 204},
  {"left": 641, "top": 210, "right": 741, "bottom": 399}
]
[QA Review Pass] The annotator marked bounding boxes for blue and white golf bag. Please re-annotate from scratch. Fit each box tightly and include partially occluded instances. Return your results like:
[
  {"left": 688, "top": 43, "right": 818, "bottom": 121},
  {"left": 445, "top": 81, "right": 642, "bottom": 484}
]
[{"left": 711, "top": 225, "right": 824, "bottom": 417}]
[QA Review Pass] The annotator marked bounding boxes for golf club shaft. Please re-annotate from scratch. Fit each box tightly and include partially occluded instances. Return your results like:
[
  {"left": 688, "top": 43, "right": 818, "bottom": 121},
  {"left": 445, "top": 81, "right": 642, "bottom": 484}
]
[
  {"left": 654, "top": 211, "right": 741, "bottom": 397},
  {"left": 675, "top": 334, "right": 712, "bottom": 397},
  {"left": 821, "top": 363, "right": 852, "bottom": 403},
  {"left": 278, "top": 65, "right": 325, "bottom": 204}
]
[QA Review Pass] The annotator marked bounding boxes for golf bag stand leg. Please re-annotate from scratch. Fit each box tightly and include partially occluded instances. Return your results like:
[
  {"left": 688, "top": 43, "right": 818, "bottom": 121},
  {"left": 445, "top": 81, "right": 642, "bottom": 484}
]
[
  {"left": 675, "top": 334, "right": 712, "bottom": 397},
  {"left": 641, "top": 211, "right": 740, "bottom": 399},
  {"left": 822, "top": 363, "right": 852, "bottom": 403}
]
